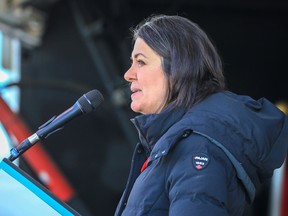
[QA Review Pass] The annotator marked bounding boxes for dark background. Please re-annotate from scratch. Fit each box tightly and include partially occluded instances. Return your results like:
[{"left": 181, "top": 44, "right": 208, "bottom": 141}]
[{"left": 16, "top": 0, "right": 288, "bottom": 215}]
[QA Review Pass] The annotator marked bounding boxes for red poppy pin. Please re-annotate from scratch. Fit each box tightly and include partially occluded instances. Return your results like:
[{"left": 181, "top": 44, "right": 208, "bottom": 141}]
[{"left": 192, "top": 153, "right": 210, "bottom": 170}]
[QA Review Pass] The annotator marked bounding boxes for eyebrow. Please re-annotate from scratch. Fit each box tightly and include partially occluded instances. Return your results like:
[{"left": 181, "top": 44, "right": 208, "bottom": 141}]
[{"left": 132, "top": 53, "right": 148, "bottom": 59}]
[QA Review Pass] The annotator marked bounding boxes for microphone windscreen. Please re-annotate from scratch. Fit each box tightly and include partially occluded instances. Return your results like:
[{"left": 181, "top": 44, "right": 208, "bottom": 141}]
[{"left": 78, "top": 89, "right": 104, "bottom": 113}]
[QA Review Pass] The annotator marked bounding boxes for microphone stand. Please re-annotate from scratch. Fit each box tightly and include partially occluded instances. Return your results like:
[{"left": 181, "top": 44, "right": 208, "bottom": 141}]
[{"left": 8, "top": 116, "right": 60, "bottom": 162}]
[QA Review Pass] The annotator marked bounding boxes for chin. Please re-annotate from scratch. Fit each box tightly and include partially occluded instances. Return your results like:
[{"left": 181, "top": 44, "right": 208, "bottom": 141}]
[
  {"left": 131, "top": 104, "right": 142, "bottom": 114},
  {"left": 131, "top": 103, "right": 154, "bottom": 114}
]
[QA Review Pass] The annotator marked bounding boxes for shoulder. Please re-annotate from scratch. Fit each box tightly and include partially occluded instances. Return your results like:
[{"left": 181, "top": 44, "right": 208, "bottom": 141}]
[
  {"left": 165, "top": 131, "right": 234, "bottom": 179},
  {"left": 172, "top": 130, "right": 230, "bottom": 161}
]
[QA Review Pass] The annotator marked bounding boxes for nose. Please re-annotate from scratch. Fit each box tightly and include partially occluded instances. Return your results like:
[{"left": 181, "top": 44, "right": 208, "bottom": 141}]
[{"left": 124, "top": 66, "right": 136, "bottom": 82}]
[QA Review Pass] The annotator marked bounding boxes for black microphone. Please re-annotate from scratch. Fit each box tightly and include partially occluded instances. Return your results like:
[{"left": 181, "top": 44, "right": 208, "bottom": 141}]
[{"left": 8, "top": 89, "right": 104, "bottom": 162}]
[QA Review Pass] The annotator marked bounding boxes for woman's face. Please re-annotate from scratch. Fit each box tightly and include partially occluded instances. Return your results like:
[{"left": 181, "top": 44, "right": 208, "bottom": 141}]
[{"left": 124, "top": 38, "right": 169, "bottom": 114}]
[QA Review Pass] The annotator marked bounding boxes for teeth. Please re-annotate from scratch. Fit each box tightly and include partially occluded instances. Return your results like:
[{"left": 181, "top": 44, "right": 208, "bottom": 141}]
[{"left": 132, "top": 89, "right": 140, "bottom": 93}]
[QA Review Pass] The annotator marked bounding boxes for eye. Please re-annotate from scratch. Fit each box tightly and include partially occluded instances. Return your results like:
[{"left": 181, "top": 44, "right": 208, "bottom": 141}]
[{"left": 137, "top": 59, "right": 145, "bottom": 66}]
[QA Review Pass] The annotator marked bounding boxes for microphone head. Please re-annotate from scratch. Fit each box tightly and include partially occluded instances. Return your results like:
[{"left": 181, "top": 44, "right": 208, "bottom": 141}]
[{"left": 78, "top": 89, "right": 104, "bottom": 113}]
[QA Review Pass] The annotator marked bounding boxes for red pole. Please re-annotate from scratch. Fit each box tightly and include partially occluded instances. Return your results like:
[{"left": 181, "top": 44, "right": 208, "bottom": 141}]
[{"left": 0, "top": 96, "right": 75, "bottom": 202}]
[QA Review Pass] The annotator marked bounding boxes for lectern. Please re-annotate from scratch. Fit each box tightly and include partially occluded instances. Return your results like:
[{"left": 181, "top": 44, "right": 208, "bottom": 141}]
[{"left": 0, "top": 158, "right": 80, "bottom": 215}]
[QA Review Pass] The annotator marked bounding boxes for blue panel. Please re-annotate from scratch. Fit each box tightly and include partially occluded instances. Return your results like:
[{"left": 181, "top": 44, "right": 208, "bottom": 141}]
[{"left": 0, "top": 158, "right": 80, "bottom": 215}]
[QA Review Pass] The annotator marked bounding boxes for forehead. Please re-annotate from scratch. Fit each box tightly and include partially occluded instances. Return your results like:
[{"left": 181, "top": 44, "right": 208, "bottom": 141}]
[
  {"left": 132, "top": 38, "right": 159, "bottom": 59},
  {"left": 132, "top": 38, "right": 148, "bottom": 54}
]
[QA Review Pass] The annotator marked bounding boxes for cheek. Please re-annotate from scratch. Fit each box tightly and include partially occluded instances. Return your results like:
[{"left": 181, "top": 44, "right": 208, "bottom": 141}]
[
  {"left": 151, "top": 79, "right": 169, "bottom": 105},
  {"left": 146, "top": 78, "right": 167, "bottom": 96}
]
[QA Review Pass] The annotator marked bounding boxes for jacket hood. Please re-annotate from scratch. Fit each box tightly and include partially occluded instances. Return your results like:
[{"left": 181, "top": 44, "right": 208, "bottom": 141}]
[{"left": 180, "top": 91, "right": 288, "bottom": 192}]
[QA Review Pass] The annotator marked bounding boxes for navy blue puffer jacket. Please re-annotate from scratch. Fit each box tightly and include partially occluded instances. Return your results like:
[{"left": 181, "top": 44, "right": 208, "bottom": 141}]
[{"left": 115, "top": 91, "right": 288, "bottom": 216}]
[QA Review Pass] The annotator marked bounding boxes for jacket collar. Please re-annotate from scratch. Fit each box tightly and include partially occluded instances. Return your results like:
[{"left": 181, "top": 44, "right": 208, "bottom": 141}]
[{"left": 131, "top": 106, "right": 186, "bottom": 154}]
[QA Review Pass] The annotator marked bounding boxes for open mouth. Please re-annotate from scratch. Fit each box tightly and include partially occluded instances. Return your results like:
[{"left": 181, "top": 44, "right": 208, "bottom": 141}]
[
  {"left": 131, "top": 87, "right": 141, "bottom": 93},
  {"left": 131, "top": 87, "right": 142, "bottom": 99}
]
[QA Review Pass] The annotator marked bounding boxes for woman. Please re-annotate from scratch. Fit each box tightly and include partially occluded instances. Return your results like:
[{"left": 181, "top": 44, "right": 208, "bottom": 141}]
[{"left": 115, "top": 14, "right": 288, "bottom": 216}]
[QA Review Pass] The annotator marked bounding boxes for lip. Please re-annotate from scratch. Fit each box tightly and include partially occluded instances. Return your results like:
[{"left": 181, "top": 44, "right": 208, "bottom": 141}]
[
  {"left": 130, "top": 87, "right": 142, "bottom": 100},
  {"left": 131, "top": 90, "right": 142, "bottom": 98},
  {"left": 131, "top": 86, "right": 141, "bottom": 93}
]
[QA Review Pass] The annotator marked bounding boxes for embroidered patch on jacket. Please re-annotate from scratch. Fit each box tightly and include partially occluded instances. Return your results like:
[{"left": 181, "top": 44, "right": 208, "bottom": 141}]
[{"left": 192, "top": 153, "right": 210, "bottom": 170}]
